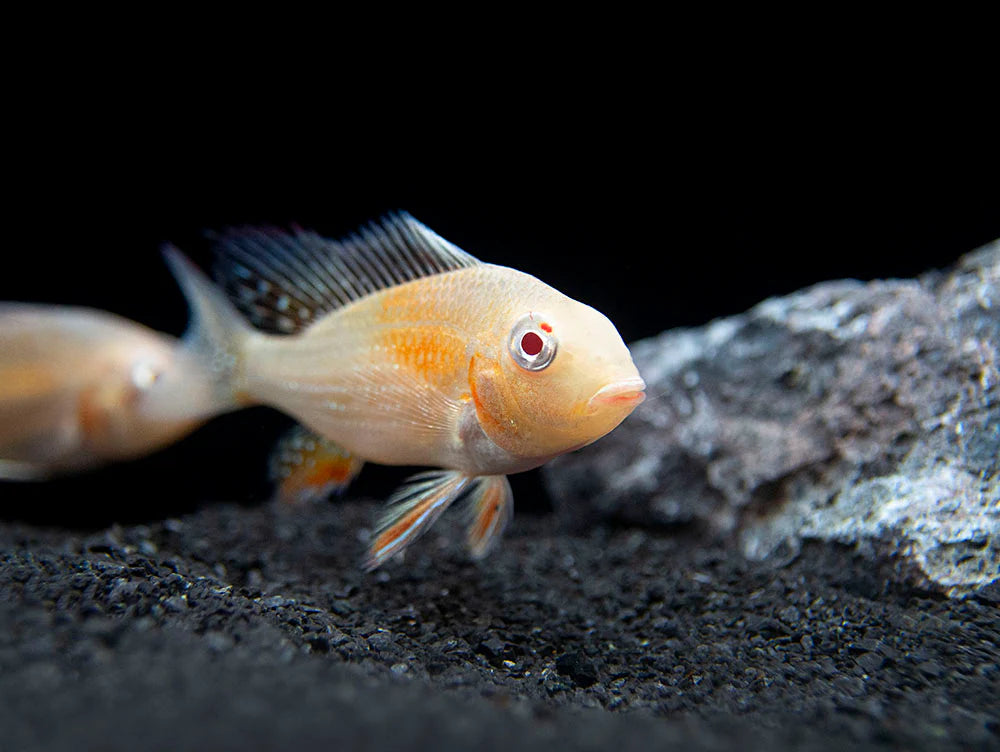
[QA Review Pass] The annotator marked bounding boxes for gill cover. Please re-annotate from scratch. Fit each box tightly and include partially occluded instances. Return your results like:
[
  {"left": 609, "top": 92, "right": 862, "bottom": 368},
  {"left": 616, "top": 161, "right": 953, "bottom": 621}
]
[{"left": 471, "top": 298, "right": 643, "bottom": 461}]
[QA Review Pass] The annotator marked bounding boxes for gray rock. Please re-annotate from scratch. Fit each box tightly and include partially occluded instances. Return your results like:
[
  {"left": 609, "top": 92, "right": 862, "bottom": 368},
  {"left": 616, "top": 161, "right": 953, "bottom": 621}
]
[{"left": 544, "top": 241, "right": 999, "bottom": 597}]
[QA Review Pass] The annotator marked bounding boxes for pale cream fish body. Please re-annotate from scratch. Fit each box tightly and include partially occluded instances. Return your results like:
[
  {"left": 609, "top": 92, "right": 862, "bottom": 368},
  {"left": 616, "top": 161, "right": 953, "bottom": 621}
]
[
  {"left": 241, "top": 265, "right": 642, "bottom": 475},
  {"left": 168, "top": 214, "right": 645, "bottom": 568},
  {"left": 0, "top": 305, "right": 215, "bottom": 479}
]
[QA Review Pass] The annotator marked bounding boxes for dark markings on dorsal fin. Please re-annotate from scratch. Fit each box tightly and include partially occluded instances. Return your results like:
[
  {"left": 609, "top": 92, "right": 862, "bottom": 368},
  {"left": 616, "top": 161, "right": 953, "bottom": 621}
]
[{"left": 211, "top": 212, "right": 481, "bottom": 334}]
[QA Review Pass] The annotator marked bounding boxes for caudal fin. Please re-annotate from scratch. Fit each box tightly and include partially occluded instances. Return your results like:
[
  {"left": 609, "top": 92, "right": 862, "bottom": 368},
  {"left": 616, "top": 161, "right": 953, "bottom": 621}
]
[{"left": 162, "top": 245, "right": 256, "bottom": 411}]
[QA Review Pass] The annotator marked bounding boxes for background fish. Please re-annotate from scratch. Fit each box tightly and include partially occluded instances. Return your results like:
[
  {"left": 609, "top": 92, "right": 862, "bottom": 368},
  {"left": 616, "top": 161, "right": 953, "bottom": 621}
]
[{"left": 0, "top": 305, "right": 216, "bottom": 479}]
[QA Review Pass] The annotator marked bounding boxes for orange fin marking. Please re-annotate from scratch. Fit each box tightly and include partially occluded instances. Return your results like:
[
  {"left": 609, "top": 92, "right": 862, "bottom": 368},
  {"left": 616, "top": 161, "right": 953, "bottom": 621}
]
[
  {"left": 468, "top": 483, "right": 502, "bottom": 546},
  {"left": 465, "top": 475, "right": 513, "bottom": 559},
  {"left": 271, "top": 427, "right": 363, "bottom": 505},
  {"left": 371, "top": 502, "right": 436, "bottom": 562},
  {"left": 364, "top": 471, "right": 471, "bottom": 570}
]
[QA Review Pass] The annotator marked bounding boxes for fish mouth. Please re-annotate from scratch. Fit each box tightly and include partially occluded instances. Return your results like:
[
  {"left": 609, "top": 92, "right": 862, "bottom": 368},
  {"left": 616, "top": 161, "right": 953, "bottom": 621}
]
[{"left": 587, "top": 377, "right": 646, "bottom": 412}]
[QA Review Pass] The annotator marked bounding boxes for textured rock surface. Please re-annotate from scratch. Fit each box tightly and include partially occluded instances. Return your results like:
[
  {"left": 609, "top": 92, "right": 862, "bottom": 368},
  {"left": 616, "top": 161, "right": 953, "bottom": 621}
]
[
  {"left": 1, "top": 502, "right": 998, "bottom": 750},
  {"left": 545, "top": 241, "right": 999, "bottom": 597}
]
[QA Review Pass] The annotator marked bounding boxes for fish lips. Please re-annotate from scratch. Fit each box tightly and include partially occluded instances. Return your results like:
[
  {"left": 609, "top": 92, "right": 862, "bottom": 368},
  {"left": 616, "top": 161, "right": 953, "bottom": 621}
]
[{"left": 587, "top": 377, "right": 646, "bottom": 413}]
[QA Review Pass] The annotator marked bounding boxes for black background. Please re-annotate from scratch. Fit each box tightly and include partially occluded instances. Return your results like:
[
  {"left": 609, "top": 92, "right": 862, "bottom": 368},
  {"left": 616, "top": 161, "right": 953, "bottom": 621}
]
[
  {"left": 3, "top": 88, "right": 998, "bottom": 526},
  {"left": 2, "top": 24, "right": 999, "bottom": 752}
]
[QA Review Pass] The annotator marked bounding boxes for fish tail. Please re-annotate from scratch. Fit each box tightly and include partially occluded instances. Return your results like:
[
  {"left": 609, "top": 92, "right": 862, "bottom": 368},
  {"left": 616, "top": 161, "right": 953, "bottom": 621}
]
[{"left": 162, "top": 245, "right": 257, "bottom": 412}]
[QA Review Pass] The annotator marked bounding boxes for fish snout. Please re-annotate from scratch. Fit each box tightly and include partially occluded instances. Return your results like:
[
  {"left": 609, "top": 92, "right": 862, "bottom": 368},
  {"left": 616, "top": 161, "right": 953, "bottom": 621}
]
[{"left": 587, "top": 377, "right": 646, "bottom": 413}]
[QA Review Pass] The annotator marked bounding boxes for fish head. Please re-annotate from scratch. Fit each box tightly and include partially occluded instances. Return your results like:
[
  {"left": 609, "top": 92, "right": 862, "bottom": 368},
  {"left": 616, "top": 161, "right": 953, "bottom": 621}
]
[
  {"left": 96, "top": 336, "right": 207, "bottom": 444},
  {"left": 470, "top": 283, "right": 644, "bottom": 462},
  {"left": 127, "top": 343, "right": 221, "bottom": 425}
]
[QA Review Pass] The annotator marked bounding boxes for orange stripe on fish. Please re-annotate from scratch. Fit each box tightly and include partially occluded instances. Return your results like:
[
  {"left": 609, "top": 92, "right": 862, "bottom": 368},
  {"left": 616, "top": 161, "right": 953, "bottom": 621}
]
[{"left": 370, "top": 502, "right": 432, "bottom": 559}]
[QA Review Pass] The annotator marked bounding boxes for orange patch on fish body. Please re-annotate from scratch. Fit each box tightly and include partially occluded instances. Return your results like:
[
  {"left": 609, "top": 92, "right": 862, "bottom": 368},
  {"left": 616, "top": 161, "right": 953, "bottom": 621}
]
[
  {"left": 371, "top": 279, "right": 469, "bottom": 386},
  {"left": 76, "top": 381, "right": 126, "bottom": 447},
  {"left": 76, "top": 387, "right": 109, "bottom": 441},
  {"left": 378, "top": 326, "right": 466, "bottom": 387},
  {"left": 2, "top": 366, "right": 62, "bottom": 400}
]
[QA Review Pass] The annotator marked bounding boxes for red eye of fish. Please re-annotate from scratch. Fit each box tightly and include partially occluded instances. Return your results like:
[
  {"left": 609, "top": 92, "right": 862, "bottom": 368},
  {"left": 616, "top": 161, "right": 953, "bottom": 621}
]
[
  {"left": 520, "top": 331, "right": 544, "bottom": 356},
  {"left": 508, "top": 313, "right": 557, "bottom": 371}
]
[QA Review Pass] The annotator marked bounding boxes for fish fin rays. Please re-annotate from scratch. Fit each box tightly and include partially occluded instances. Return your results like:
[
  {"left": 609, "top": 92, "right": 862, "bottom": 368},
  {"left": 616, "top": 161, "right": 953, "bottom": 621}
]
[
  {"left": 345, "top": 363, "right": 465, "bottom": 438},
  {"left": 212, "top": 212, "right": 481, "bottom": 334},
  {"left": 161, "top": 245, "right": 253, "bottom": 413},
  {"left": 364, "top": 470, "right": 472, "bottom": 570},
  {"left": 464, "top": 475, "right": 513, "bottom": 559},
  {"left": 269, "top": 424, "right": 363, "bottom": 505},
  {"left": 364, "top": 472, "right": 514, "bottom": 570}
]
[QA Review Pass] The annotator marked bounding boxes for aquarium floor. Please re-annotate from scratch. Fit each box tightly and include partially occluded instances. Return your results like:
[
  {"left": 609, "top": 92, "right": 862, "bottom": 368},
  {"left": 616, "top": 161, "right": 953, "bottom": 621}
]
[{"left": 1, "top": 499, "right": 997, "bottom": 751}]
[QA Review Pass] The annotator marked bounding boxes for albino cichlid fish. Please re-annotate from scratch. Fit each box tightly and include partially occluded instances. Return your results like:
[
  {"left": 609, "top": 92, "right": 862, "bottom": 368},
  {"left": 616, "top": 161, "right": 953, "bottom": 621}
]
[
  {"left": 0, "top": 305, "right": 213, "bottom": 479},
  {"left": 0, "top": 214, "right": 645, "bottom": 569}
]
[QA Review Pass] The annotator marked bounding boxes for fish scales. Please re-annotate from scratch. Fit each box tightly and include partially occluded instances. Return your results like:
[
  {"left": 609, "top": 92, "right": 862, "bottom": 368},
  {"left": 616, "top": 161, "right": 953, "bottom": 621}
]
[{"left": 241, "top": 266, "right": 547, "bottom": 470}]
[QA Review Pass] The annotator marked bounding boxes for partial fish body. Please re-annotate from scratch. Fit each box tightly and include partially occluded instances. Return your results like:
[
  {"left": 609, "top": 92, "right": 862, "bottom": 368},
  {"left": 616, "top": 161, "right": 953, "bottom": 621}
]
[
  {"left": 0, "top": 305, "right": 221, "bottom": 479},
  {"left": 168, "top": 214, "right": 645, "bottom": 568}
]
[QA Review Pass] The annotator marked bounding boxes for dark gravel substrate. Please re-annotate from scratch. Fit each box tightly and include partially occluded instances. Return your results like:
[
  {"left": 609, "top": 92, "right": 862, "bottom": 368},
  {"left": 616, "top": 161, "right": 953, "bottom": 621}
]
[{"left": 1, "top": 497, "right": 998, "bottom": 751}]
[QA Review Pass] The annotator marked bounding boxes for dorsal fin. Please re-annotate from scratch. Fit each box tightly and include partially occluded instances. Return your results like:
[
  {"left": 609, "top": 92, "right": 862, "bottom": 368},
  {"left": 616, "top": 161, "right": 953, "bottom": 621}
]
[{"left": 211, "top": 212, "right": 481, "bottom": 334}]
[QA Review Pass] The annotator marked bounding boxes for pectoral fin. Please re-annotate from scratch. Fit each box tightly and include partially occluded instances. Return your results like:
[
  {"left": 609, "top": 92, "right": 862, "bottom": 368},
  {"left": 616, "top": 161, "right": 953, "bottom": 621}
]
[
  {"left": 364, "top": 470, "right": 472, "bottom": 570},
  {"left": 269, "top": 425, "right": 363, "bottom": 505}
]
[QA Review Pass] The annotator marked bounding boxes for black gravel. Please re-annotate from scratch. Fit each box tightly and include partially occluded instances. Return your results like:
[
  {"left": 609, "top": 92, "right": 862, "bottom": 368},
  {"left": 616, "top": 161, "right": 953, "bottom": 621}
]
[{"left": 1, "top": 496, "right": 997, "bottom": 751}]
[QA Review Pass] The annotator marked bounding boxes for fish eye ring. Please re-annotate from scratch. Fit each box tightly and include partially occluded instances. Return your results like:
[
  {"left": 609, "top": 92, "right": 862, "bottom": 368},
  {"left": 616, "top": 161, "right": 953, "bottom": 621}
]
[
  {"left": 131, "top": 358, "right": 163, "bottom": 390},
  {"left": 508, "top": 314, "right": 557, "bottom": 371}
]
